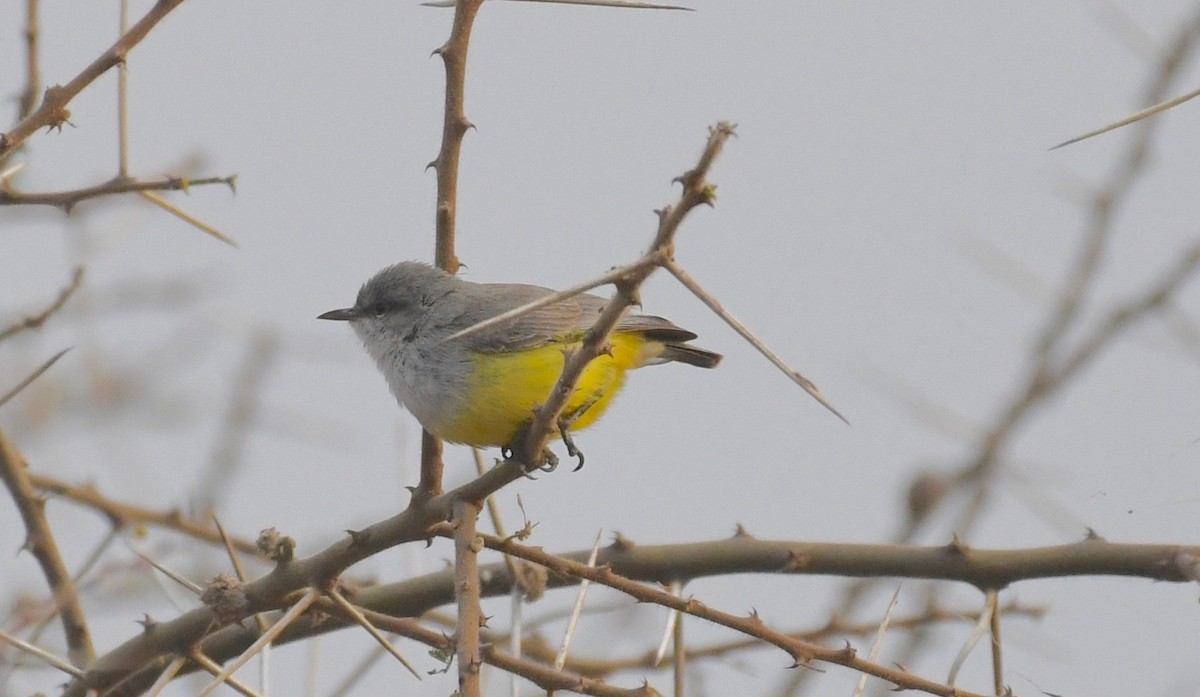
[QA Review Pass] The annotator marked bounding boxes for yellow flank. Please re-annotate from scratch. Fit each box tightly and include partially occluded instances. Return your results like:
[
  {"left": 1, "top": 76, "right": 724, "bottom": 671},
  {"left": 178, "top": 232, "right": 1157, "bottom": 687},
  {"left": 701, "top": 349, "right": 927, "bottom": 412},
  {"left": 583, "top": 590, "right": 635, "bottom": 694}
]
[{"left": 441, "top": 332, "right": 664, "bottom": 447}]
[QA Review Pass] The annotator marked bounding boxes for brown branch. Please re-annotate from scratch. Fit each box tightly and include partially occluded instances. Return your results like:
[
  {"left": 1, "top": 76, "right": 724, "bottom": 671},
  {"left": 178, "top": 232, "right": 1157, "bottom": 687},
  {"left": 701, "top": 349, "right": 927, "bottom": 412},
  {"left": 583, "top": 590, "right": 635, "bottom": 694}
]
[
  {"left": 0, "top": 267, "right": 83, "bottom": 342},
  {"left": 453, "top": 499, "right": 484, "bottom": 696},
  {"left": 0, "top": 174, "right": 236, "bottom": 212},
  {"left": 27, "top": 472, "right": 258, "bottom": 554},
  {"left": 480, "top": 534, "right": 988, "bottom": 697},
  {"left": 0, "top": 0, "right": 190, "bottom": 160},
  {"left": 417, "top": 0, "right": 487, "bottom": 504},
  {"left": 19, "top": 0, "right": 40, "bottom": 121},
  {"left": 77, "top": 529, "right": 1190, "bottom": 696},
  {"left": 0, "top": 428, "right": 94, "bottom": 668},
  {"left": 519, "top": 600, "right": 1045, "bottom": 679},
  {"left": 513, "top": 123, "right": 735, "bottom": 468}
]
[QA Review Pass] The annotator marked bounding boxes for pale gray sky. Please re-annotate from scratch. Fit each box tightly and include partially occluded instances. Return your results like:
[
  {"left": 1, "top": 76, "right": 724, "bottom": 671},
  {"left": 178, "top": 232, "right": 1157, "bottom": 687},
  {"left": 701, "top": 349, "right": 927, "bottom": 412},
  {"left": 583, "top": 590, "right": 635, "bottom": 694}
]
[{"left": 3, "top": 2, "right": 1200, "bottom": 695}]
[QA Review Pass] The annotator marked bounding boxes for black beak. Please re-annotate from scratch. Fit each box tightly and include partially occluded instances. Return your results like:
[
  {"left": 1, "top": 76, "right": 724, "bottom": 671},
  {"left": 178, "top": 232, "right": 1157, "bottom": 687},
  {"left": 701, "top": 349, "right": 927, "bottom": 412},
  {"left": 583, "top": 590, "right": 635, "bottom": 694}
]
[{"left": 318, "top": 307, "right": 359, "bottom": 321}]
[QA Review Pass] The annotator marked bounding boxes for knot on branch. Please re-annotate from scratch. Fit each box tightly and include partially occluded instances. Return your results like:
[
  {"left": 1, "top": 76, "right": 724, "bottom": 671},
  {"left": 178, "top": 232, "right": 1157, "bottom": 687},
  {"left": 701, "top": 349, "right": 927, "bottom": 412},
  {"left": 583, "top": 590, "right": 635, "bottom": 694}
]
[
  {"left": 201, "top": 573, "right": 249, "bottom": 625},
  {"left": 257, "top": 527, "right": 296, "bottom": 564}
]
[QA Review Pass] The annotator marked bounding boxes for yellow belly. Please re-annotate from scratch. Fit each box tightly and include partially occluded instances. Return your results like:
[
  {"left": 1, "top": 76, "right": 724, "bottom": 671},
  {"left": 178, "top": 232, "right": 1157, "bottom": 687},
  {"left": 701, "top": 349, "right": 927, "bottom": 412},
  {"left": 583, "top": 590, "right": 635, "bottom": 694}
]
[{"left": 437, "top": 332, "right": 656, "bottom": 447}]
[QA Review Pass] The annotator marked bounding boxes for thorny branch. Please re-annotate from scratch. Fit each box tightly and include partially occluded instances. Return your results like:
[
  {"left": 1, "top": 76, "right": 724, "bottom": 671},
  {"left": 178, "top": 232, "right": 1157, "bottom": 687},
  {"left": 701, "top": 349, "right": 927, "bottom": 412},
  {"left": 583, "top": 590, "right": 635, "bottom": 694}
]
[{"left": 0, "top": 428, "right": 94, "bottom": 668}]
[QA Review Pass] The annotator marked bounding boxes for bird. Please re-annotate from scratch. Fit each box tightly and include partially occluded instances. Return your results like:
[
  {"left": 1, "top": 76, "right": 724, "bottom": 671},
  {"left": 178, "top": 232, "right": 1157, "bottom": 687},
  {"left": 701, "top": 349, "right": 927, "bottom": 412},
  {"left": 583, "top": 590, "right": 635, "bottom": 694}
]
[{"left": 319, "top": 261, "right": 721, "bottom": 468}]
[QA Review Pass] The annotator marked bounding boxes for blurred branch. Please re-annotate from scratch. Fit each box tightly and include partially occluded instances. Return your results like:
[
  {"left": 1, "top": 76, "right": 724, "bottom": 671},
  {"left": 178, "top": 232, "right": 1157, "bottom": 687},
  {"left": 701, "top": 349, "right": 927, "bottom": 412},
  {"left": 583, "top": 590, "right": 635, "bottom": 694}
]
[
  {"left": 0, "top": 0, "right": 189, "bottom": 160},
  {"left": 18, "top": 0, "right": 40, "bottom": 121},
  {"left": 27, "top": 472, "right": 257, "bottom": 553},
  {"left": 0, "top": 428, "right": 94, "bottom": 668},
  {"left": 0, "top": 175, "right": 236, "bottom": 212},
  {"left": 0, "top": 267, "right": 83, "bottom": 342}
]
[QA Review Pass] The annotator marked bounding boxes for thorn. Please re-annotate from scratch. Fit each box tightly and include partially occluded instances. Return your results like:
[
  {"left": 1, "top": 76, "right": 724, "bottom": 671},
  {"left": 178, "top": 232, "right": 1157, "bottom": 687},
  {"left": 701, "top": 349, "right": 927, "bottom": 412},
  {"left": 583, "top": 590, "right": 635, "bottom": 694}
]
[
  {"left": 346, "top": 528, "right": 370, "bottom": 547},
  {"left": 136, "top": 614, "right": 157, "bottom": 632},
  {"left": 1084, "top": 527, "right": 1105, "bottom": 541},
  {"left": 609, "top": 531, "right": 635, "bottom": 551},
  {"left": 945, "top": 533, "right": 970, "bottom": 556},
  {"left": 733, "top": 523, "right": 752, "bottom": 538}
]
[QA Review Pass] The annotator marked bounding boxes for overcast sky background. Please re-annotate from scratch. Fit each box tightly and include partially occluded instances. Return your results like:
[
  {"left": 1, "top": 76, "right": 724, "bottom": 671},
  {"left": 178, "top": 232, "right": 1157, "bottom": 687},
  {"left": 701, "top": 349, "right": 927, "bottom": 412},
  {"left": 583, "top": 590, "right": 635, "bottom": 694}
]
[{"left": 3, "top": 2, "right": 1200, "bottom": 695}]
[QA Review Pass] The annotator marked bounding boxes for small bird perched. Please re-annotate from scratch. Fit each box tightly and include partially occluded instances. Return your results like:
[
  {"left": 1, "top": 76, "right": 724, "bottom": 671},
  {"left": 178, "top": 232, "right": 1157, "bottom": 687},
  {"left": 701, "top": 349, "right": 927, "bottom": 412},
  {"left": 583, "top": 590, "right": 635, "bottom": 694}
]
[{"left": 319, "top": 261, "right": 721, "bottom": 467}]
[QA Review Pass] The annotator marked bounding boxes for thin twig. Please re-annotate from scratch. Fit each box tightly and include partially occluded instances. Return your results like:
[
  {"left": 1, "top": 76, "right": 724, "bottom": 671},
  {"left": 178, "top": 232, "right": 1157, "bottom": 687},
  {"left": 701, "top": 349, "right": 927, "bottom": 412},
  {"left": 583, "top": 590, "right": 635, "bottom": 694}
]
[
  {"left": 0, "top": 347, "right": 71, "bottom": 408},
  {"left": 139, "top": 189, "right": 238, "bottom": 246},
  {"left": 0, "top": 175, "right": 236, "bottom": 211},
  {"left": 0, "top": 267, "right": 84, "bottom": 341},
  {"left": 117, "top": 0, "right": 130, "bottom": 177},
  {"left": 191, "top": 649, "right": 265, "bottom": 697},
  {"left": 133, "top": 550, "right": 204, "bottom": 596},
  {"left": 441, "top": 257, "right": 658, "bottom": 345},
  {"left": 195, "top": 589, "right": 320, "bottom": 697},
  {"left": 326, "top": 587, "right": 421, "bottom": 679},
  {"left": 987, "top": 590, "right": 1003, "bottom": 696},
  {"left": 0, "top": 0, "right": 190, "bottom": 159},
  {"left": 29, "top": 472, "right": 257, "bottom": 552},
  {"left": 851, "top": 585, "right": 901, "bottom": 697},
  {"left": 144, "top": 655, "right": 188, "bottom": 697},
  {"left": 0, "top": 629, "right": 85, "bottom": 678},
  {"left": 1050, "top": 82, "right": 1200, "bottom": 150},
  {"left": 652, "top": 581, "right": 680, "bottom": 667},
  {"left": 663, "top": 257, "right": 847, "bottom": 423},
  {"left": 18, "top": 0, "right": 40, "bottom": 120},
  {"left": 556, "top": 530, "right": 603, "bottom": 670},
  {"left": 947, "top": 594, "right": 994, "bottom": 687}
]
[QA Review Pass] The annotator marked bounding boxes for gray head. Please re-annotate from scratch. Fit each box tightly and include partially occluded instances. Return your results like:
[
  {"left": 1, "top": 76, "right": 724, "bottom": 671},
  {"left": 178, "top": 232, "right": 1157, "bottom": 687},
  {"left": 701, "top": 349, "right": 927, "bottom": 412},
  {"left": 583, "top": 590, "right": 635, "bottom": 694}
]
[{"left": 318, "top": 261, "right": 461, "bottom": 357}]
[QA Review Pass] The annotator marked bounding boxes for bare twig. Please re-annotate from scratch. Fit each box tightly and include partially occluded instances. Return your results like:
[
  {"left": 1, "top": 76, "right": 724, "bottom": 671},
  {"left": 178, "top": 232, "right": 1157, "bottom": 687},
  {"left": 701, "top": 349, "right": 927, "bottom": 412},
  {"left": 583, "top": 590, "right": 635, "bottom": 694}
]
[
  {"left": 556, "top": 530, "right": 603, "bottom": 670},
  {"left": 0, "top": 347, "right": 71, "bottom": 409},
  {"left": 133, "top": 550, "right": 204, "bottom": 596},
  {"left": 0, "top": 0, "right": 191, "bottom": 159},
  {"left": 663, "top": 258, "right": 847, "bottom": 423},
  {"left": 851, "top": 585, "right": 901, "bottom": 697},
  {"left": 117, "top": 0, "right": 130, "bottom": 177},
  {"left": 28, "top": 472, "right": 258, "bottom": 552},
  {"left": 0, "top": 175, "right": 236, "bottom": 211},
  {"left": 144, "top": 655, "right": 187, "bottom": 697},
  {"left": 0, "top": 267, "right": 84, "bottom": 341},
  {"left": 139, "top": 189, "right": 238, "bottom": 246},
  {"left": 18, "top": 0, "right": 40, "bottom": 121},
  {"left": 326, "top": 587, "right": 421, "bottom": 679},
  {"left": 947, "top": 593, "right": 994, "bottom": 688},
  {"left": 1050, "top": 82, "right": 1200, "bottom": 150},
  {"left": 0, "top": 629, "right": 85, "bottom": 678},
  {"left": 190, "top": 649, "right": 264, "bottom": 697},
  {"left": 987, "top": 590, "right": 1004, "bottom": 696},
  {"left": 195, "top": 589, "right": 319, "bottom": 697},
  {"left": 0, "top": 428, "right": 94, "bottom": 668}
]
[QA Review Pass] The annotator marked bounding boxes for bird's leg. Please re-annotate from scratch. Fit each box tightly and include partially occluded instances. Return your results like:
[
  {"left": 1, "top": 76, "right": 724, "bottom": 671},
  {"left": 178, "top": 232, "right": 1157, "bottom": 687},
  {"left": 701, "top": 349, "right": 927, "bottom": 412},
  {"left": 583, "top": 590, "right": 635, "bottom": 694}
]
[
  {"left": 505, "top": 422, "right": 559, "bottom": 476},
  {"left": 557, "top": 398, "right": 598, "bottom": 472}
]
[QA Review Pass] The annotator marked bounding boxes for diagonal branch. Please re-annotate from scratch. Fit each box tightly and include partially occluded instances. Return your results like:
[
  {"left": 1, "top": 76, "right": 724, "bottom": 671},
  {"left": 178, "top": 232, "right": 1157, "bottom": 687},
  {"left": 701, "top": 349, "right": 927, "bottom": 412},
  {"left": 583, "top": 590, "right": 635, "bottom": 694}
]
[
  {"left": 0, "top": 0, "right": 190, "bottom": 160},
  {"left": 0, "top": 428, "right": 94, "bottom": 668}
]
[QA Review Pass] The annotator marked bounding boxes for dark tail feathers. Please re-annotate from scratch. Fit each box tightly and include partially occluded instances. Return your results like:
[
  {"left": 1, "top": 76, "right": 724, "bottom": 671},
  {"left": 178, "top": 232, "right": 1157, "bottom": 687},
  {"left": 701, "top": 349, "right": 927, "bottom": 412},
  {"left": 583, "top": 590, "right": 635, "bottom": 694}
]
[{"left": 661, "top": 343, "right": 722, "bottom": 369}]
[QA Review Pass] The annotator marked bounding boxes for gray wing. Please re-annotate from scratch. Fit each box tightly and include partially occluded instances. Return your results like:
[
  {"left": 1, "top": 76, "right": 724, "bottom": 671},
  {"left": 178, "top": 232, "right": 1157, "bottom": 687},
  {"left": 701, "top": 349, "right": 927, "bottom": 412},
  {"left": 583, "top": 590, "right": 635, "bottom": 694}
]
[{"left": 454, "top": 282, "right": 696, "bottom": 354}]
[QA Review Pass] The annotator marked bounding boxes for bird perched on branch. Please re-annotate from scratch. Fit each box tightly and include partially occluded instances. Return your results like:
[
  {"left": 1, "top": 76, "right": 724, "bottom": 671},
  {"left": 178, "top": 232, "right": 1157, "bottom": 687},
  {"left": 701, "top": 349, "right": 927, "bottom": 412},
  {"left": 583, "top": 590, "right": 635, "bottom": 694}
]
[{"left": 320, "top": 261, "right": 721, "bottom": 469}]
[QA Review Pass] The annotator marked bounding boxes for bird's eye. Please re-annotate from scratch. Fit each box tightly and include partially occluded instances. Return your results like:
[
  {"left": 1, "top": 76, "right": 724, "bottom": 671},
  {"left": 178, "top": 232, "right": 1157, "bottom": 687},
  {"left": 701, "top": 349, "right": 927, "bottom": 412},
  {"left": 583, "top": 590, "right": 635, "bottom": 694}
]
[{"left": 371, "top": 303, "right": 389, "bottom": 318}]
